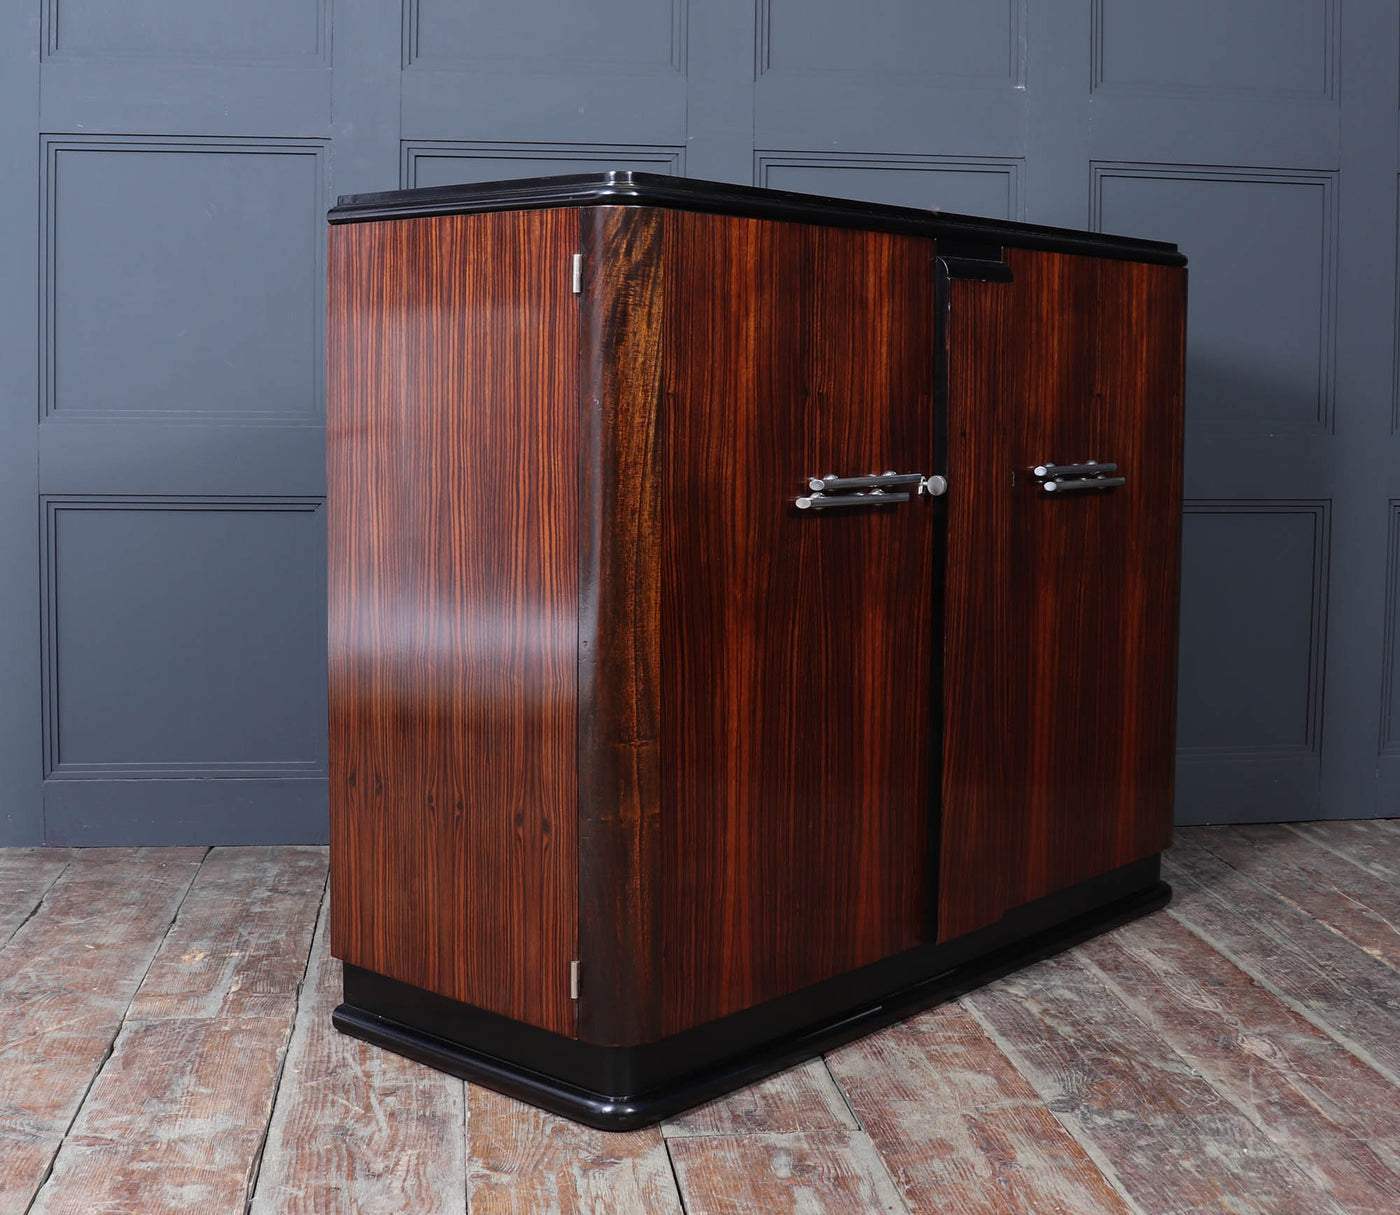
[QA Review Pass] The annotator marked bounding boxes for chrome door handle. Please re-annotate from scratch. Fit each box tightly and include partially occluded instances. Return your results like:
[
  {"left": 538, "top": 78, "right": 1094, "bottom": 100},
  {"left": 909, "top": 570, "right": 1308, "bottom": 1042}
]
[
  {"left": 797, "top": 471, "right": 947, "bottom": 510},
  {"left": 1031, "top": 461, "right": 1124, "bottom": 493}
]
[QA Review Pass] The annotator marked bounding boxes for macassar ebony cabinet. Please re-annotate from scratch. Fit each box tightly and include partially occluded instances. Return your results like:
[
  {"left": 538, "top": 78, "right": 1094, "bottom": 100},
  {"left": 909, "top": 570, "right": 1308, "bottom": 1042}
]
[{"left": 326, "top": 173, "right": 1187, "bottom": 1128}]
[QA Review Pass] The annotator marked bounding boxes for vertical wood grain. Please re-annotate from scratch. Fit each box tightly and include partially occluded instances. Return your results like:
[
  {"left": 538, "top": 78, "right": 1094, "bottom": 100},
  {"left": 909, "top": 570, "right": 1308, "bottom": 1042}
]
[
  {"left": 328, "top": 209, "right": 581, "bottom": 1034},
  {"left": 939, "top": 250, "right": 1186, "bottom": 940},
  {"left": 649, "top": 211, "right": 939, "bottom": 1037},
  {"left": 576, "top": 206, "right": 666, "bottom": 1046}
]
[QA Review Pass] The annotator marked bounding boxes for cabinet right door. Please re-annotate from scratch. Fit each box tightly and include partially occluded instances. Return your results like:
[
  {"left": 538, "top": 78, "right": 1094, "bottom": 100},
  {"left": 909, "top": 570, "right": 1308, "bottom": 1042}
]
[{"left": 938, "top": 248, "right": 1188, "bottom": 942}]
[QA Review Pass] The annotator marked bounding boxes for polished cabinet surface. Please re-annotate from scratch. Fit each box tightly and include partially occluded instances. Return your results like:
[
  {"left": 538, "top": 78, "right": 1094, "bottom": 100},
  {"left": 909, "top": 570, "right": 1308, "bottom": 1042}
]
[
  {"left": 327, "top": 172, "right": 1187, "bottom": 1128},
  {"left": 327, "top": 209, "right": 582, "bottom": 1036},
  {"left": 939, "top": 250, "right": 1186, "bottom": 941}
]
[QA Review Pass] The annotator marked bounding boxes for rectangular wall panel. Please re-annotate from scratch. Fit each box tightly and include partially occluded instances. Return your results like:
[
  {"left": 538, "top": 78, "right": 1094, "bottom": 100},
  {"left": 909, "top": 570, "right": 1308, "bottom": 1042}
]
[
  {"left": 1174, "top": 501, "right": 1329, "bottom": 823},
  {"left": 41, "top": 498, "right": 327, "bottom": 780},
  {"left": 1094, "top": 165, "right": 1337, "bottom": 432},
  {"left": 1176, "top": 503, "right": 1328, "bottom": 755},
  {"left": 42, "top": 137, "right": 325, "bottom": 422},
  {"left": 1380, "top": 501, "right": 1400, "bottom": 755},
  {"left": 760, "top": 0, "right": 1021, "bottom": 85},
  {"left": 757, "top": 152, "right": 1022, "bottom": 219},
  {"left": 42, "top": 0, "right": 329, "bottom": 64},
  {"left": 406, "top": 0, "right": 685, "bottom": 72},
  {"left": 1092, "top": 0, "right": 1335, "bottom": 97},
  {"left": 403, "top": 142, "right": 683, "bottom": 189}
]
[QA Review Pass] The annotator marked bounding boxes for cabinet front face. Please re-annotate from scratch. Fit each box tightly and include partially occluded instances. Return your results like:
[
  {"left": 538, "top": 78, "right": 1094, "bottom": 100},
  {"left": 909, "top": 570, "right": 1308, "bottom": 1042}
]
[
  {"left": 939, "top": 249, "right": 1187, "bottom": 941},
  {"left": 650, "top": 213, "right": 941, "bottom": 1036}
]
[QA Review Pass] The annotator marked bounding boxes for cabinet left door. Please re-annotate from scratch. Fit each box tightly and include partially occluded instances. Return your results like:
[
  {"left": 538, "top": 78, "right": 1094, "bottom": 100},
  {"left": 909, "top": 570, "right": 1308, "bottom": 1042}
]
[
  {"left": 328, "top": 209, "right": 583, "bottom": 1037},
  {"left": 628, "top": 212, "right": 943, "bottom": 1039}
]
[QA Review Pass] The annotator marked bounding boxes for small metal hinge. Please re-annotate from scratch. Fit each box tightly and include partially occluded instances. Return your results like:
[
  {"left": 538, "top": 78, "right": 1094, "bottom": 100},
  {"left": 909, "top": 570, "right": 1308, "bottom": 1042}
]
[
  {"left": 571, "top": 253, "right": 583, "bottom": 294},
  {"left": 570, "top": 960, "right": 580, "bottom": 1000}
]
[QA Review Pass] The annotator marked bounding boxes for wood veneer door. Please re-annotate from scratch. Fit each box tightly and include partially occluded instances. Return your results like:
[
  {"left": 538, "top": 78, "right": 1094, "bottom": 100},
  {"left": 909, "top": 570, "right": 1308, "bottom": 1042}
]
[
  {"left": 651, "top": 213, "right": 940, "bottom": 1037},
  {"left": 328, "top": 210, "right": 581, "bottom": 1035},
  {"left": 938, "top": 248, "right": 1187, "bottom": 942}
]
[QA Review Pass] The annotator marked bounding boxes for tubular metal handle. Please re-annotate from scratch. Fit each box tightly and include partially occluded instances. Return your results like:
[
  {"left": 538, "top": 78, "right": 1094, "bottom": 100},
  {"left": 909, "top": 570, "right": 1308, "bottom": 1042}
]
[
  {"left": 1031, "top": 459, "right": 1124, "bottom": 494},
  {"left": 796, "top": 490, "right": 912, "bottom": 510},
  {"left": 808, "top": 472, "right": 924, "bottom": 493},
  {"left": 1032, "top": 462, "right": 1117, "bottom": 479},
  {"left": 1042, "top": 476, "right": 1126, "bottom": 493},
  {"left": 797, "top": 470, "right": 945, "bottom": 510}
]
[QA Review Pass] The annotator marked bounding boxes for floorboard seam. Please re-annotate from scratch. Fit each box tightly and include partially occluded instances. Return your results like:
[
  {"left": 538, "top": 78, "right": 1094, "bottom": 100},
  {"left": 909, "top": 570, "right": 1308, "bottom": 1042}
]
[
  {"left": 848, "top": 1126, "right": 915, "bottom": 1214},
  {"left": 961, "top": 995, "right": 1153, "bottom": 1215},
  {"left": 0, "top": 858, "right": 73, "bottom": 956},
  {"left": 460, "top": 1079, "right": 470, "bottom": 1215},
  {"left": 21, "top": 846, "right": 209, "bottom": 1215},
  {"left": 663, "top": 1134, "right": 691, "bottom": 1215},
  {"left": 243, "top": 869, "right": 330, "bottom": 1215},
  {"left": 820, "top": 1051, "right": 867, "bottom": 1132}
]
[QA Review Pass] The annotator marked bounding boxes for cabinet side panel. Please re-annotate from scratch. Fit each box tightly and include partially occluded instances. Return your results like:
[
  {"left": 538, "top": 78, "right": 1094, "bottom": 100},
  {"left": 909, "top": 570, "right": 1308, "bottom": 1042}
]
[
  {"left": 654, "top": 213, "right": 938, "bottom": 1037},
  {"left": 328, "top": 211, "right": 580, "bottom": 1035},
  {"left": 939, "top": 252, "right": 1186, "bottom": 942}
]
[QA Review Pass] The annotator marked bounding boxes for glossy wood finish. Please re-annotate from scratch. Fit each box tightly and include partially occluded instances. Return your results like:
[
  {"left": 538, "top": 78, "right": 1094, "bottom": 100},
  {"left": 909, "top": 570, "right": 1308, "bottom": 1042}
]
[
  {"left": 646, "top": 211, "right": 938, "bottom": 1037},
  {"left": 938, "top": 249, "right": 1186, "bottom": 941},
  {"left": 575, "top": 206, "right": 666, "bottom": 1046},
  {"left": 328, "top": 196, "right": 1186, "bottom": 1079},
  {"left": 327, "top": 210, "right": 580, "bottom": 1035}
]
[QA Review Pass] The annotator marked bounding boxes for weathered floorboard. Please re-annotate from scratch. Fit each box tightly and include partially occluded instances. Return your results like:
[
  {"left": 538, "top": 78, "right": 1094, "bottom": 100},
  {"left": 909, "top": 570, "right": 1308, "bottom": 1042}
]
[
  {"left": 0, "top": 848, "right": 72, "bottom": 951},
  {"left": 826, "top": 1003, "right": 1135, "bottom": 1215},
  {"left": 4, "top": 823, "right": 1400, "bottom": 1215},
  {"left": 666, "top": 1131, "right": 909, "bottom": 1215},
  {"left": 1289, "top": 819, "right": 1400, "bottom": 884},
  {"left": 1182, "top": 824, "right": 1400, "bottom": 974},
  {"left": 965, "top": 945, "right": 1355, "bottom": 1215},
  {"left": 662, "top": 1059, "right": 857, "bottom": 1139},
  {"left": 250, "top": 891, "right": 466, "bottom": 1215},
  {"left": 1081, "top": 908, "right": 1400, "bottom": 1210},
  {"left": 27, "top": 848, "right": 326, "bottom": 1215},
  {"left": 467, "top": 1086, "right": 683, "bottom": 1215},
  {"left": 0, "top": 849, "right": 204, "bottom": 1215},
  {"left": 130, "top": 846, "right": 328, "bottom": 1020},
  {"left": 1165, "top": 836, "right": 1400, "bottom": 1085}
]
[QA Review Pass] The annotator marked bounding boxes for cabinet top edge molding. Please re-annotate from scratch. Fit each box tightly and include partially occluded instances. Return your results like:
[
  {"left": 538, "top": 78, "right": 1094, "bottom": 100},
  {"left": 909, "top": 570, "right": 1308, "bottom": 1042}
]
[{"left": 326, "top": 170, "right": 1186, "bottom": 267}]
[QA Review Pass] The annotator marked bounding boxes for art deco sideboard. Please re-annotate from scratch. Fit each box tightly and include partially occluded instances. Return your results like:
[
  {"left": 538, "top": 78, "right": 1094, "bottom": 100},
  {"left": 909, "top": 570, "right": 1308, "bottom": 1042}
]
[{"left": 325, "top": 172, "right": 1187, "bottom": 1128}]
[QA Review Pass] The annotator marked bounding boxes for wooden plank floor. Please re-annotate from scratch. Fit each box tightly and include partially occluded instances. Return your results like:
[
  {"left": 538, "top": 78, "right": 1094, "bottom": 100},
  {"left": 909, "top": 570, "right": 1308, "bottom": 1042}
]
[{"left": 2, "top": 821, "right": 1398, "bottom": 1214}]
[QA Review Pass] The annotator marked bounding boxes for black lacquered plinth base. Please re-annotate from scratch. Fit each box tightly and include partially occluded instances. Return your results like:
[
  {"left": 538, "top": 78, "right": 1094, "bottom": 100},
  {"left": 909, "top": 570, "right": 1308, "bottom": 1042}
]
[{"left": 333, "top": 862, "right": 1170, "bottom": 1130}]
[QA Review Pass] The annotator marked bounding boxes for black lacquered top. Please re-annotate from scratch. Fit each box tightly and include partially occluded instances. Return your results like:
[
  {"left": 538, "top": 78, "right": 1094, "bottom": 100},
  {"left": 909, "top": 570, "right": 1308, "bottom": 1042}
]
[{"left": 327, "top": 171, "right": 1185, "bottom": 267}]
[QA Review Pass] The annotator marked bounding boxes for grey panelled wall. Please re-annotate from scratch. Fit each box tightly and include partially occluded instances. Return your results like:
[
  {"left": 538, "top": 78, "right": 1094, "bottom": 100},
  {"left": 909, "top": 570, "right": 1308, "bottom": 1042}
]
[{"left": 0, "top": 0, "right": 1396, "bottom": 844}]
